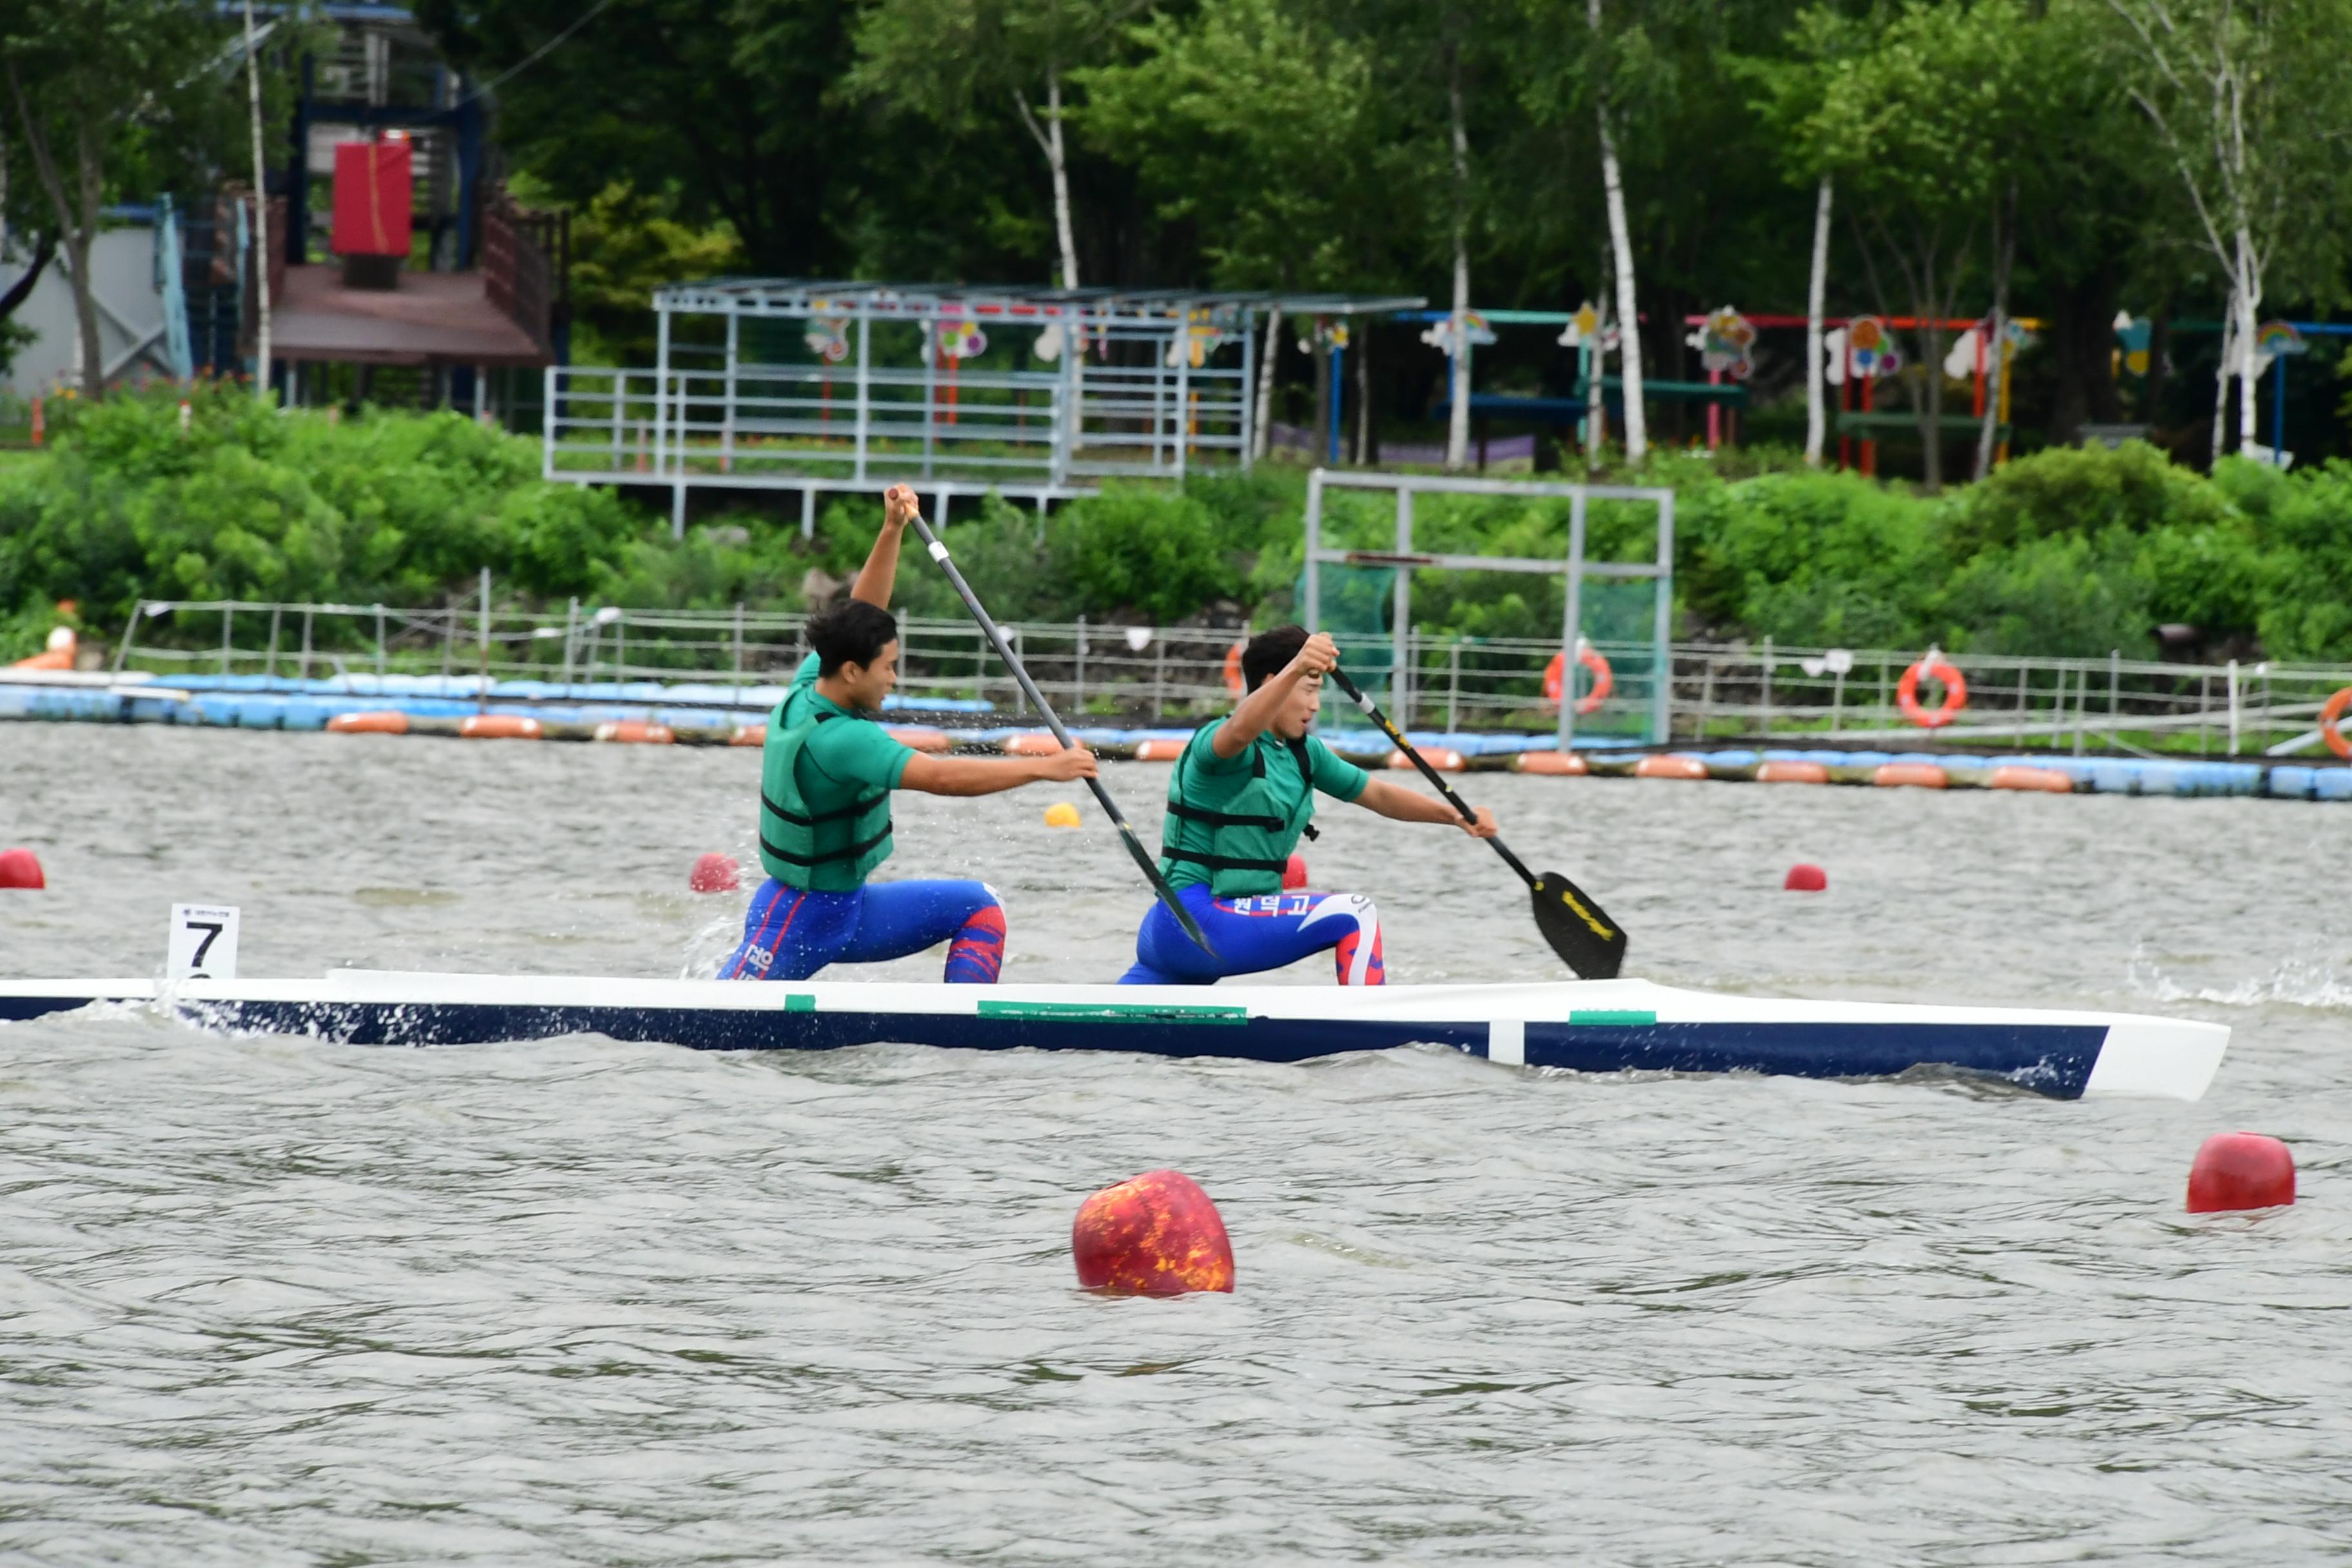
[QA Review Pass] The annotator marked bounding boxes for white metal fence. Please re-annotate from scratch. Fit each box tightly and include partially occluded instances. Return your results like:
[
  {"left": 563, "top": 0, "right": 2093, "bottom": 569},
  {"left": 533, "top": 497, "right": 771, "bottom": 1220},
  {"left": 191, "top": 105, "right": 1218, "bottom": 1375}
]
[{"left": 107, "top": 598, "right": 2352, "bottom": 758}]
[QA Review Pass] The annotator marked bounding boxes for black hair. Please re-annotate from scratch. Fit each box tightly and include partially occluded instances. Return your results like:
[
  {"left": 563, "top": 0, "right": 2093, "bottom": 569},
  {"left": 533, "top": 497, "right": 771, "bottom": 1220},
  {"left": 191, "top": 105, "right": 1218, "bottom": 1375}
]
[
  {"left": 1242, "top": 624, "right": 1310, "bottom": 691},
  {"left": 808, "top": 600, "right": 899, "bottom": 676}
]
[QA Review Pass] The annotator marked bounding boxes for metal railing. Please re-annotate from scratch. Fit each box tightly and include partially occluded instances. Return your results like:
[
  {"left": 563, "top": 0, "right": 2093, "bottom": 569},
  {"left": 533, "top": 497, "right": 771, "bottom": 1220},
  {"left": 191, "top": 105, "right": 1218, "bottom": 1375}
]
[{"left": 104, "top": 598, "right": 2352, "bottom": 757}]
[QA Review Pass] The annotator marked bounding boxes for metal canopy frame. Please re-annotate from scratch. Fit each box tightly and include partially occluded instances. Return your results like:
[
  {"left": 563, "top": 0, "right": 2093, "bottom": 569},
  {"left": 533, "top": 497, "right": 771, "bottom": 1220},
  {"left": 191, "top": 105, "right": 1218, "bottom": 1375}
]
[
  {"left": 545, "top": 278, "right": 1424, "bottom": 534},
  {"left": 1301, "top": 469, "right": 1674, "bottom": 749}
]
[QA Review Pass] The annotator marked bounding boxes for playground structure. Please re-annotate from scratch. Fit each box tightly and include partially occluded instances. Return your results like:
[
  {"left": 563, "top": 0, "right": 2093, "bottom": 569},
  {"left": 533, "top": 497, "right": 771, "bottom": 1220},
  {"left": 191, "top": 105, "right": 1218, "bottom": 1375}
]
[
  {"left": 541, "top": 280, "right": 1420, "bottom": 533},
  {"left": 1300, "top": 471, "right": 1675, "bottom": 750}
]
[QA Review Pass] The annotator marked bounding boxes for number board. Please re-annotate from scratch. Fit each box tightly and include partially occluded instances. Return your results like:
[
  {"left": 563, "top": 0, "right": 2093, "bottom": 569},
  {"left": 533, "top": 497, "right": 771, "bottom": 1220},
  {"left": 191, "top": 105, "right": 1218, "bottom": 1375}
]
[{"left": 167, "top": 904, "right": 241, "bottom": 981}]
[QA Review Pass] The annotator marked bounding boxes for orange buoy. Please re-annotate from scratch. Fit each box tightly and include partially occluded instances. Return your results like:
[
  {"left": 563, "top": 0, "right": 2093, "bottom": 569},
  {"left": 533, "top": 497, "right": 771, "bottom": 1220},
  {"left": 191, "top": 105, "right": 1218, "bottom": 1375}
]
[
  {"left": 886, "top": 725, "right": 952, "bottom": 753},
  {"left": 1542, "top": 640, "right": 1614, "bottom": 715},
  {"left": 1757, "top": 760, "right": 1830, "bottom": 784},
  {"left": 729, "top": 723, "right": 767, "bottom": 747},
  {"left": 1634, "top": 754, "right": 1709, "bottom": 780},
  {"left": 1003, "top": 732, "right": 1064, "bottom": 757},
  {"left": 1133, "top": 738, "right": 1191, "bottom": 762},
  {"left": 1783, "top": 863, "right": 1827, "bottom": 892},
  {"left": 2317, "top": 687, "right": 2352, "bottom": 760},
  {"left": 1896, "top": 654, "right": 1968, "bottom": 728},
  {"left": 1513, "top": 749, "right": 1588, "bottom": 776},
  {"left": 327, "top": 710, "right": 409, "bottom": 734},
  {"left": 1043, "top": 801, "right": 1082, "bottom": 828},
  {"left": 1072, "top": 1170, "right": 1234, "bottom": 1296},
  {"left": 1990, "top": 765, "right": 2071, "bottom": 793},
  {"left": 1282, "top": 852, "right": 1308, "bottom": 890},
  {"left": 0, "top": 848, "right": 44, "bottom": 889},
  {"left": 689, "top": 852, "right": 741, "bottom": 893},
  {"left": 1222, "top": 640, "right": 1246, "bottom": 696},
  {"left": 1872, "top": 762, "right": 1948, "bottom": 789},
  {"left": 459, "top": 714, "right": 542, "bottom": 740},
  {"left": 593, "top": 720, "right": 675, "bottom": 744},
  {"left": 11, "top": 625, "right": 75, "bottom": 671},
  {"left": 2187, "top": 1132, "right": 2295, "bottom": 1213},
  {"left": 1387, "top": 747, "right": 1464, "bottom": 771}
]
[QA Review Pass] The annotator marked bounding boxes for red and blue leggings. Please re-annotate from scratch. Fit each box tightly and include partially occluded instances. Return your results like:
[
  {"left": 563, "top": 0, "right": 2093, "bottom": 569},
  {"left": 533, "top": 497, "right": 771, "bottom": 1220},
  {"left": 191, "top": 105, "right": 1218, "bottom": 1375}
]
[
  {"left": 722, "top": 879, "right": 1006, "bottom": 983},
  {"left": 1118, "top": 884, "right": 1385, "bottom": 986}
]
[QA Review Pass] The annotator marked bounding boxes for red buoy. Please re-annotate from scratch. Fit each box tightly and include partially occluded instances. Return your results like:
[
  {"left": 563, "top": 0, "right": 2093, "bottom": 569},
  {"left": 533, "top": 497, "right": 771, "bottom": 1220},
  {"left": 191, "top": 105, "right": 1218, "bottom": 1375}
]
[
  {"left": 1072, "top": 1170, "right": 1234, "bottom": 1296},
  {"left": 1282, "top": 853, "right": 1308, "bottom": 890},
  {"left": 2187, "top": 1132, "right": 2295, "bottom": 1213},
  {"left": 0, "top": 848, "right": 44, "bottom": 889},
  {"left": 689, "top": 852, "right": 741, "bottom": 894},
  {"left": 1783, "top": 863, "right": 1827, "bottom": 892}
]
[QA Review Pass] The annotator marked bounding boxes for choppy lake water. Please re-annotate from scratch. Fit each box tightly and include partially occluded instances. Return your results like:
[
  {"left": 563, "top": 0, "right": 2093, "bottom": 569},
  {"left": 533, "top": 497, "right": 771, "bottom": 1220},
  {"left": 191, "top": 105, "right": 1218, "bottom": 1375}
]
[{"left": 3, "top": 724, "right": 2347, "bottom": 1563}]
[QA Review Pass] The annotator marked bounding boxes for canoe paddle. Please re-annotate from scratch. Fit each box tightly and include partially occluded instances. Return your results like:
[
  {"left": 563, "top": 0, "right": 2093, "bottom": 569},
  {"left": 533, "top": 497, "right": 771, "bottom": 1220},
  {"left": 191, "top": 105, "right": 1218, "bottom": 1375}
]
[
  {"left": 905, "top": 511, "right": 1217, "bottom": 959},
  {"left": 1328, "top": 665, "right": 1626, "bottom": 981}
]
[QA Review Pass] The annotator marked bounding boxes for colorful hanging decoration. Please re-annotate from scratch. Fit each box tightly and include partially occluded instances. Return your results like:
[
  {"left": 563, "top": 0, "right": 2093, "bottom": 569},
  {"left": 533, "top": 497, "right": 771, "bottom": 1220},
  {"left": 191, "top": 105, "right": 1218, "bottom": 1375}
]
[
  {"left": 804, "top": 317, "right": 850, "bottom": 364},
  {"left": 1845, "top": 315, "right": 1896, "bottom": 377},
  {"left": 2113, "top": 312, "right": 2152, "bottom": 378},
  {"left": 1557, "top": 300, "right": 1617, "bottom": 353},
  {"left": 1418, "top": 312, "right": 1494, "bottom": 356},
  {"left": 1032, "top": 322, "right": 1064, "bottom": 362},
  {"left": 1167, "top": 304, "right": 1241, "bottom": 369},
  {"left": 934, "top": 318, "right": 987, "bottom": 361},
  {"left": 2253, "top": 320, "right": 2307, "bottom": 366},
  {"left": 1823, "top": 323, "right": 1901, "bottom": 386},
  {"left": 1297, "top": 319, "right": 1351, "bottom": 355},
  {"left": 1690, "top": 306, "right": 1757, "bottom": 378}
]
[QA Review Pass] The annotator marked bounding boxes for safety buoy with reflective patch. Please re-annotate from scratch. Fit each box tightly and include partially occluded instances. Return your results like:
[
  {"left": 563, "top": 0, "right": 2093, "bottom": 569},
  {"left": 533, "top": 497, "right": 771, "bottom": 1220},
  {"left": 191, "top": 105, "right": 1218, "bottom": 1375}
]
[
  {"left": 1542, "top": 642, "right": 1613, "bottom": 716},
  {"left": 2320, "top": 686, "right": 2352, "bottom": 760},
  {"left": 1896, "top": 654, "right": 1968, "bottom": 728}
]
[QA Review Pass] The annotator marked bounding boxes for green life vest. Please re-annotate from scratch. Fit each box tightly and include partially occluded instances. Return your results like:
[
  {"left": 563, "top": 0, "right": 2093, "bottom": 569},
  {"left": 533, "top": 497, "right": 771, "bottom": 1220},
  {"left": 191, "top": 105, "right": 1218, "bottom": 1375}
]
[
  {"left": 1159, "top": 727, "right": 1321, "bottom": 897},
  {"left": 756, "top": 691, "right": 894, "bottom": 892}
]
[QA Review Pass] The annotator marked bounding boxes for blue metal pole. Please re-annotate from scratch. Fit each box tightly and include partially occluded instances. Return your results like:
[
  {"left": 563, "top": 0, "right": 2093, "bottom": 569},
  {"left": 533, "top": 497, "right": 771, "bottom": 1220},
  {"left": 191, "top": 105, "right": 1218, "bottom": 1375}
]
[{"left": 2271, "top": 352, "right": 2286, "bottom": 462}]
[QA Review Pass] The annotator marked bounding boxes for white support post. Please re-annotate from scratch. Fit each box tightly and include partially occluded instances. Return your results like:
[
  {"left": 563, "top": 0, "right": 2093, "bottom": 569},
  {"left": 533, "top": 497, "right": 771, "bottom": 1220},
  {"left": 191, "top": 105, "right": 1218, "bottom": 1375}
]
[
  {"left": 854, "top": 309, "right": 871, "bottom": 485},
  {"left": 1557, "top": 493, "right": 1586, "bottom": 754},
  {"left": 652, "top": 304, "right": 672, "bottom": 480},
  {"left": 723, "top": 311, "right": 739, "bottom": 473},
  {"left": 801, "top": 487, "right": 816, "bottom": 541},
  {"left": 1173, "top": 308, "right": 1192, "bottom": 482},
  {"left": 1302, "top": 469, "right": 1325, "bottom": 633},
  {"left": 921, "top": 321, "right": 937, "bottom": 478},
  {"left": 1239, "top": 306, "right": 1259, "bottom": 473},
  {"left": 1392, "top": 487, "right": 1412, "bottom": 722},
  {"left": 1651, "top": 491, "right": 1675, "bottom": 745}
]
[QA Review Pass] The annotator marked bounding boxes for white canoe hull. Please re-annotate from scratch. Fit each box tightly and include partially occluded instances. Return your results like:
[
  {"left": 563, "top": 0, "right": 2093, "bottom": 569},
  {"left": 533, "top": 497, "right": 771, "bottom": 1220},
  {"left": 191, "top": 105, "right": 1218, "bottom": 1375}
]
[{"left": 0, "top": 972, "right": 2227, "bottom": 1101}]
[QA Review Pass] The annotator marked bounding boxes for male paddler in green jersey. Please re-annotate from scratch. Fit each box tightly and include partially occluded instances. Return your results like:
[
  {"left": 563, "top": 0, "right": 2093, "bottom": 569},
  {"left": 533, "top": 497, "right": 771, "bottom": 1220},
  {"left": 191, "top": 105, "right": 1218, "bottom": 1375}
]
[
  {"left": 720, "top": 484, "right": 1096, "bottom": 983},
  {"left": 1117, "top": 624, "right": 1499, "bottom": 986}
]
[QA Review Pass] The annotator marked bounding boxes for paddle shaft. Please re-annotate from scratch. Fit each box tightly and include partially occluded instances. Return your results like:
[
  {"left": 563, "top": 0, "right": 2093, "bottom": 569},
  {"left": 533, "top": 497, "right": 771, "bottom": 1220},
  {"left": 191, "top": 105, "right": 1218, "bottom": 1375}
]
[
  {"left": 905, "top": 513, "right": 1215, "bottom": 956},
  {"left": 1328, "top": 667, "right": 1541, "bottom": 891}
]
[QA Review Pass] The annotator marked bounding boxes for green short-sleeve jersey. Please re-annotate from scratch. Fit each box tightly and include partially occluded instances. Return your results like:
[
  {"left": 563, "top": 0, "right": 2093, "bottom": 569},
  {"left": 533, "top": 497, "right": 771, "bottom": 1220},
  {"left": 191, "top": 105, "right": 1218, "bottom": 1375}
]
[
  {"left": 1157, "top": 718, "right": 1369, "bottom": 896},
  {"left": 755, "top": 653, "right": 915, "bottom": 891}
]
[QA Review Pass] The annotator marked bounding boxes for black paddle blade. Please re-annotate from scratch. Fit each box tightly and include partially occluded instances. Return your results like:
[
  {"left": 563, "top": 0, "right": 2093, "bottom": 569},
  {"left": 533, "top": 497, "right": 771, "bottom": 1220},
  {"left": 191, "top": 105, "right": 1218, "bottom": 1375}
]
[{"left": 1531, "top": 872, "right": 1626, "bottom": 980}]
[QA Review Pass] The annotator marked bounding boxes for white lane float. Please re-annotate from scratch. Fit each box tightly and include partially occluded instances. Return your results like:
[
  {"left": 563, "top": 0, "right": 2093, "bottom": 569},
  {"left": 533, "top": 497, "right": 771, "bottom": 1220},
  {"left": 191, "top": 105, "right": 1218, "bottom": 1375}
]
[{"left": 0, "top": 972, "right": 2228, "bottom": 1101}]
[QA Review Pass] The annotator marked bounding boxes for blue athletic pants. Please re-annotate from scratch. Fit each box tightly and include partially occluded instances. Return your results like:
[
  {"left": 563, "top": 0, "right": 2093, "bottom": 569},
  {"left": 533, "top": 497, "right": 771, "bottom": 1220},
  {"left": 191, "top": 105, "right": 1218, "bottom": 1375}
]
[
  {"left": 721, "top": 878, "right": 1006, "bottom": 983},
  {"left": 1117, "top": 883, "right": 1385, "bottom": 986}
]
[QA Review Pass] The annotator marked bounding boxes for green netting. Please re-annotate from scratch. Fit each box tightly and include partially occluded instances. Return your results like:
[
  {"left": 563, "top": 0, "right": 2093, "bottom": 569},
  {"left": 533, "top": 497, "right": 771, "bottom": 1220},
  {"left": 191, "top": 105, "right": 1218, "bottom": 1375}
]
[
  {"left": 1573, "top": 576, "right": 1663, "bottom": 743},
  {"left": 1304, "top": 562, "right": 1402, "bottom": 700}
]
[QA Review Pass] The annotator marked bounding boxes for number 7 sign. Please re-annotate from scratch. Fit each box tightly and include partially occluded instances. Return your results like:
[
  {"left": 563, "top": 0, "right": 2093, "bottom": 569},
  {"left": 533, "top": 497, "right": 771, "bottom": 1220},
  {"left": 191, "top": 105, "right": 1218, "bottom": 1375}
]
[{"left": 167, "top": 904, "right": 241, "bottom": 981}]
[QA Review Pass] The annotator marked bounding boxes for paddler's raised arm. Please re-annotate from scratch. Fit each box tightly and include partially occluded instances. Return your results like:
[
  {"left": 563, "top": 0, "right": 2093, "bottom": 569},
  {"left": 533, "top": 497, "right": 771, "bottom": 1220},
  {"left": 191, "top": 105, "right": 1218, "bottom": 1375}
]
[
  {"left": 1214, "top": 630, "right": 1339, "bottom": 758},
  {"left": 848, "top": 484, "right": 919, "bottom": 608}
]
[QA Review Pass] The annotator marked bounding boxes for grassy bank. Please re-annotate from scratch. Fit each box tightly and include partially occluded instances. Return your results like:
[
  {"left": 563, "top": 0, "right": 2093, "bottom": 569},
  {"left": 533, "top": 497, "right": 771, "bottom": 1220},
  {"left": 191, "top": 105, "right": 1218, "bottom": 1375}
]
[{"left": 5, "top": 384, "right": 2350, "bottom": 666}]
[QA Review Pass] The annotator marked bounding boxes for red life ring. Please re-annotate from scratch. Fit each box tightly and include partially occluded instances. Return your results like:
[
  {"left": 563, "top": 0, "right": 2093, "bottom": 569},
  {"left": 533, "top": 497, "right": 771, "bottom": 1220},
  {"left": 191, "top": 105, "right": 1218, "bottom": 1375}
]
[
  {"left": 1896, "top": 655, "right": 1968, "bottom": 728},
  {"left": 1542, "top": 643, "right": 1614, "bottom": 716},
  {"left": 1222, "top": 641, "right": 1246, "bottom": 696},
  {"left": 2320, "top": 686, "right": 2352, "bottom": 760}
]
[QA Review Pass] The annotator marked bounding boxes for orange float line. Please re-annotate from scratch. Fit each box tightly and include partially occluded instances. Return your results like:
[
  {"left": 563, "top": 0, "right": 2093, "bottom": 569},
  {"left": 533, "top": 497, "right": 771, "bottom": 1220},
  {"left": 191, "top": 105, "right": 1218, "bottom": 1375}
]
[
  {"left": 459, "top": 714, "right": 542, "bottom": 740},
  {"left": 1634, "top": 754, "right": 1710, "bottom": 781},
  {"left": 1989, "top": 765, "right": 2071, "bottom": 793},
  {"left": 1873, "top": 762, "right": 1948, "bottom": 789},
  {"left": 594, "top": 720, "right": 675, "bottom": 744},
  {"left": 1389, "top": 747, "right": 1465, "bottom": 772},
  {"left": 1133, "top": 738, "right": 1190, "bottom": 761},
  {"left": 1513, "top": 749, "right": 1589, "bottom": 776},
  {"left": 326, "top": 710, "right": 409, "bottom": 735},
  {"left": 1757, "top": 760, "right": 1829, "bottom": 784}
]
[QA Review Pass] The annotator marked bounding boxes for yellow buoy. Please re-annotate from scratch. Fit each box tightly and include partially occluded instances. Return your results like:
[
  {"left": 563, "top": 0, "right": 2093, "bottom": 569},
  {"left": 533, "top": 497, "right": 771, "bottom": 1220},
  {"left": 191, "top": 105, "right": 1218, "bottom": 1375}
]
[{"left": 1043, "top": 801, "right": 1082, "bottom": 828}]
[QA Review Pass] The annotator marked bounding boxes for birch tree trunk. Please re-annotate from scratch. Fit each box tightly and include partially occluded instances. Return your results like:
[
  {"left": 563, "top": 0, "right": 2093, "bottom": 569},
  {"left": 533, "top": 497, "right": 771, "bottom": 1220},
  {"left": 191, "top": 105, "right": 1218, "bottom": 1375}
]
[
  {"left": 1353, "top": 323, "right": 1371, "bottom": 464},
  {"left": 1974, "top": 186, "right": 2015, "bottom": 481},
  {"left": 1804, "top": 175, "right": 1832, "bottom": 467},
  {"left": 2210, "top": 289, "right": 2233, "bottom": 462},
  {"left": 1252, "top": 306, "right": 1281, "bottom": 459},
  {"left": 1015, "top": 68, "right": 1081, "bottom": 289},
  {"left": 1444, "top": 46, "right": 1472, "bottom": 473},
  {"left": 244, "top": 0, "right": 272, "bottom": 398},
  {"left": 10, "top": 64, "right": 106, "bottom": 401}
]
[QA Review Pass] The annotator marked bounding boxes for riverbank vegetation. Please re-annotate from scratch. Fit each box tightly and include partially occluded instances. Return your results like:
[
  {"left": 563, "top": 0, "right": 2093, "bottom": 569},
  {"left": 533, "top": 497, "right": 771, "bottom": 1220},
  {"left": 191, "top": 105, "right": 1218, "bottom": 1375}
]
[{"left": 6, "top": 386, "right": 2352, "bottom": 667}]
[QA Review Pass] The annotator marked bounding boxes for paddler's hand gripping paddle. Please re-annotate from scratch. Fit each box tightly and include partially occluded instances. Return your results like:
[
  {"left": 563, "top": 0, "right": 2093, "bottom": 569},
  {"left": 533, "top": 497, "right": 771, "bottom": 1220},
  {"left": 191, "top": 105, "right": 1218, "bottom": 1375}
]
[
  {"left": 905, "top": 511, "right": 1216, "bottom": 959},
  {"left": 1328, "top": 665, "right": 1625, "bottom": 981}
]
